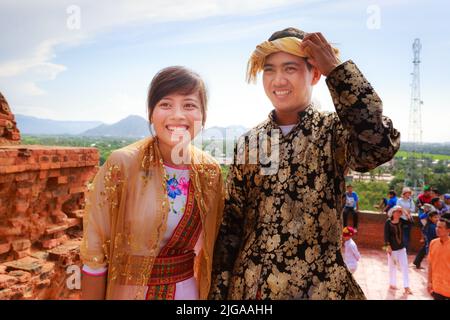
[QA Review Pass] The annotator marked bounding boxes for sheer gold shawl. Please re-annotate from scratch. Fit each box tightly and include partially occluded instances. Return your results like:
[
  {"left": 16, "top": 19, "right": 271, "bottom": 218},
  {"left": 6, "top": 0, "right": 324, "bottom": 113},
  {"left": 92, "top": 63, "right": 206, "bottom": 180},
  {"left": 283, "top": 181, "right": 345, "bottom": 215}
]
[{"left": 80, "top": 137, "right": 225, "bottom": 299}]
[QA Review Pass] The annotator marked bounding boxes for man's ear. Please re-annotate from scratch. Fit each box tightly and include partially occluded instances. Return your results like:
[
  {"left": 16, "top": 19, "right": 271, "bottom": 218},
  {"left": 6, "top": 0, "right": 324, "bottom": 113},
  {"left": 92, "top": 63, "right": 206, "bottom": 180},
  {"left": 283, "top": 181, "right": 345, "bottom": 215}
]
[{"left": 311, "top": 66, "right": 321, "bottom": 85}]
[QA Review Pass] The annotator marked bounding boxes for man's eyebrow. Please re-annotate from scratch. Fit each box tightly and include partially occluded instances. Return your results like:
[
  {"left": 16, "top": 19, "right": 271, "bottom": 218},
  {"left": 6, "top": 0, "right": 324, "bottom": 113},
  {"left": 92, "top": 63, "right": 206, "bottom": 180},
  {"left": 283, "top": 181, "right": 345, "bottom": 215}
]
[
  {"left": 263, "top": 61, "right": 301, "bottom": 68},
  {"left": 283, "top": 62, "right": 301, "bottom": 67}
]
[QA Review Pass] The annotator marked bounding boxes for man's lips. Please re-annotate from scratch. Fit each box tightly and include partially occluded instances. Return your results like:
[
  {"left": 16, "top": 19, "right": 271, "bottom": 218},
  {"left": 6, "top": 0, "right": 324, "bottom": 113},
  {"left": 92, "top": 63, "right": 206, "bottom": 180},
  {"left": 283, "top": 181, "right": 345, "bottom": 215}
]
[{"left": 273, "top": 89, "right": 292, "bottom": 97}]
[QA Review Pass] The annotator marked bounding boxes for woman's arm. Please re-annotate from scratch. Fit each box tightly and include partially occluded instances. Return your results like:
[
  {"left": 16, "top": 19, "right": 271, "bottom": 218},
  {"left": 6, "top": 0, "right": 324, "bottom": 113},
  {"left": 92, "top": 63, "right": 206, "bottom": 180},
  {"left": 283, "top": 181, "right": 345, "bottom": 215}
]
[{"left": 81, "top": 273, "right": 107, "bottom": 300}]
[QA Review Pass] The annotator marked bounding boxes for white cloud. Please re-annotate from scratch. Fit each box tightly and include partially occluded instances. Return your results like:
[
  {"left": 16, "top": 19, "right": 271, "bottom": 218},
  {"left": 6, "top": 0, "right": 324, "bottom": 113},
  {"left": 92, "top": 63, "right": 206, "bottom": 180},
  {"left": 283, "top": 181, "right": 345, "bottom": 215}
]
[{"left": 0, "top": 0, "right": 311, "bottom": 98}]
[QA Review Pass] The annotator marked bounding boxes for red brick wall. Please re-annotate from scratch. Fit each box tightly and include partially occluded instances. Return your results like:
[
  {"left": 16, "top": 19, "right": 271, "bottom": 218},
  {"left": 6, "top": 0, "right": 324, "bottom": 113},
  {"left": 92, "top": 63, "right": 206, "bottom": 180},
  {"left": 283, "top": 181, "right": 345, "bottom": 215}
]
[
  {"left": 348, "top": 210, "right": 423, "bottom": 252},
  {"left": 0, "top": 145, "right": 99, "bottom": 299}
]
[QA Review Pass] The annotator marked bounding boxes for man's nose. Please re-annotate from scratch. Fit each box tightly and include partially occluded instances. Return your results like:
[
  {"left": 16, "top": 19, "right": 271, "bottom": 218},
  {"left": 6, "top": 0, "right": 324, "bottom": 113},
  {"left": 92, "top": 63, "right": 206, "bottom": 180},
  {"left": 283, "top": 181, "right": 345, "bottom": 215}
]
[{"left": 273, "top": 72, "right": 288, "bottom": 87}]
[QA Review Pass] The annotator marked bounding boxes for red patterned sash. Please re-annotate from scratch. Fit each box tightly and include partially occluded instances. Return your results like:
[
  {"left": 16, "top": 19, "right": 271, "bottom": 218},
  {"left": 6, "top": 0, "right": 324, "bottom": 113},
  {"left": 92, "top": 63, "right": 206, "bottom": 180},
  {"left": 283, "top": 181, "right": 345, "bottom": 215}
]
[{"left": 145, "top": 183, "right": 202, "bottom": 300}]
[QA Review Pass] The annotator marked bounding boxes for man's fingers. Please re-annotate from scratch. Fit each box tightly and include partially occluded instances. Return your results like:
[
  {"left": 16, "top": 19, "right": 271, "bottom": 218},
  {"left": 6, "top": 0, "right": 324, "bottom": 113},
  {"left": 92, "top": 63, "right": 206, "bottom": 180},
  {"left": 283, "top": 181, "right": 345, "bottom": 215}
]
[
  {"left": 301, "top": 39, "right": 320, "bottom": 56},
  {"left": 304, "top": 32, "right": 325, "bottom": 46},
  {"left": 316, "top": 32, "right": 329, "bottom": 45},
  {"left": 306, "top": 57, "right": 318, "bottom": 68}
]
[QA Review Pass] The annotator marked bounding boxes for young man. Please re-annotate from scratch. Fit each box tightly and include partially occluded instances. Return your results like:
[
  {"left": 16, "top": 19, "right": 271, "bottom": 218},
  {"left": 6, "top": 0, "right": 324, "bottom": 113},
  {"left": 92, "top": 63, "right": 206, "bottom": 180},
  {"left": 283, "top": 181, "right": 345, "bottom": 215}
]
[
  {"left": 431, "top": 197, "right": 448, "bottom": 216},
  {"left": 444, "top": 194, "right": 450, "bottom": 213},
  {"left": 209, "top": 28, "right": 400, "bottom": 300},
  {"left": 417, "top": 185, "right": 433, "bottom": 209},
  {"left": 428, "top": 213, "right": 450, "bottom": 300},
  {"left": 383, "top": 190, "right": 398, "bottom": 213},
  {"left": 343, "top": 185, "right": 359, "bottom": 231}
]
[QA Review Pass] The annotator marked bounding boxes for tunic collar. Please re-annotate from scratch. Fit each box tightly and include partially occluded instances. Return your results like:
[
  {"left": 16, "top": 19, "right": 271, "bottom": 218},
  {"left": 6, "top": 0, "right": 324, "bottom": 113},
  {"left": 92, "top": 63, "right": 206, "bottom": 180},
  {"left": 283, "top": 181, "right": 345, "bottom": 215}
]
[{"left": 267, "top": 103, "right": 316, "bottom": 138}]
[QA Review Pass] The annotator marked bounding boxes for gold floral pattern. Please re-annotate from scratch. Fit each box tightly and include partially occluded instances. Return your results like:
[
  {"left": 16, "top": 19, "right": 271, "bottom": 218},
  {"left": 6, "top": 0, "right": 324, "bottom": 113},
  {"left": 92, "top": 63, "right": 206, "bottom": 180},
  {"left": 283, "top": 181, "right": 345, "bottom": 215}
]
[{"left": 209, "top": 60, "right": 400, "bottom": 300}]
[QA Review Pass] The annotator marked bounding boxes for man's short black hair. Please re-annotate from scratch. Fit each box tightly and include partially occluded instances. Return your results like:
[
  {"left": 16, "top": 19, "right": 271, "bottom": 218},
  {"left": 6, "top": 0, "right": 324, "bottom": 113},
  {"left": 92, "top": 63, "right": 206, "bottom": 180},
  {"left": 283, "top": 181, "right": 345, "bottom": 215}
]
[
  {"left": 440, "top": 213, "right": 450, "bottom": 229},
  {"left": 268, "top": 27, "right": 307, "bottom": 41},
  {"left": 431, "top": 197, "right": 440, "bottom": 204},
  {"left": 389, "top": 190, "right": 396, "bottom": 196}
]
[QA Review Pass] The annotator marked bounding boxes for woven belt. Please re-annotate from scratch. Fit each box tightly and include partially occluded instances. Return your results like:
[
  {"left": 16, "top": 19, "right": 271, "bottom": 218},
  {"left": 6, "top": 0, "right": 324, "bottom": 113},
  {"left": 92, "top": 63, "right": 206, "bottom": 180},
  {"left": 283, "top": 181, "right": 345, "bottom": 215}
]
[{"left": 147, "top": 251, "right": 195, "bottom": 286}]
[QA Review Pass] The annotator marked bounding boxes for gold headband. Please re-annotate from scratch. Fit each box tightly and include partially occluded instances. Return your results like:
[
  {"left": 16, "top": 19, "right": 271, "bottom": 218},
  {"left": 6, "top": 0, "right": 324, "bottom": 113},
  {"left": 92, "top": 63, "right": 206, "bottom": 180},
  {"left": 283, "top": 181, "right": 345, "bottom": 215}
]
[{"left": 246, "top": 36, "right": 339, "bottom": 83}]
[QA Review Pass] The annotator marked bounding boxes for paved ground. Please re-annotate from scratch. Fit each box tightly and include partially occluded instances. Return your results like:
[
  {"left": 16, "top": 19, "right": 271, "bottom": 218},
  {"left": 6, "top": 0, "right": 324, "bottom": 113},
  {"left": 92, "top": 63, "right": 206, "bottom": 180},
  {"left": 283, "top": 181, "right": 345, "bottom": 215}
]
[{"left": 354, "top": 248, "right": 432, "bottom": 300}]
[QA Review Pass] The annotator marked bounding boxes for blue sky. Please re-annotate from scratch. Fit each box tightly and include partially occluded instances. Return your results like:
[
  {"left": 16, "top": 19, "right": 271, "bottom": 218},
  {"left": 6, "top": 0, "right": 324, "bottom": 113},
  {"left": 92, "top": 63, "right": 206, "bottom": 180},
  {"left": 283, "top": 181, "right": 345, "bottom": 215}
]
[{"left": 0, "top": 0, "right": 449, "bottom": 142}]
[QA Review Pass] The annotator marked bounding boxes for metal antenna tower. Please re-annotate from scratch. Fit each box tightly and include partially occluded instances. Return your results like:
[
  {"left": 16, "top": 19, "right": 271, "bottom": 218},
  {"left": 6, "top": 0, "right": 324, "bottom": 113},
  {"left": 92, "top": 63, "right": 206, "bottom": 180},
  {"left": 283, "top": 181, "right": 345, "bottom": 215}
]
[{"left": 405, "top": 38, "right": 424, "bottom": 191}]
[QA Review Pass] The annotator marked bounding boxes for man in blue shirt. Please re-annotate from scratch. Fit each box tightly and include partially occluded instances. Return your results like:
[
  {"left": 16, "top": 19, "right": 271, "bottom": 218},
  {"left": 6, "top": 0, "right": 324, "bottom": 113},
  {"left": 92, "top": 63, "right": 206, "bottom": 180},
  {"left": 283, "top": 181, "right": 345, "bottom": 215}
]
[
  {"left": 343, "top": 184, "right": 359, "bottom": 231},
  {"left": 384, "top": 190, "right": 398, "bottom": 213}
]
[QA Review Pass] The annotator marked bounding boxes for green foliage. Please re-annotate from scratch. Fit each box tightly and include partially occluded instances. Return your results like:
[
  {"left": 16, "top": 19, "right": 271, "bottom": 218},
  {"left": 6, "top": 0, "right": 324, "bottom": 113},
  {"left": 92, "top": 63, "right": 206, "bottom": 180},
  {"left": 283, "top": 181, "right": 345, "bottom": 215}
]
[
  {"left": 352, "top": 181, "right": 389, "bottom": 211},
  {"left": 19, "top": 136, "right": 450, "bottom": 206}
]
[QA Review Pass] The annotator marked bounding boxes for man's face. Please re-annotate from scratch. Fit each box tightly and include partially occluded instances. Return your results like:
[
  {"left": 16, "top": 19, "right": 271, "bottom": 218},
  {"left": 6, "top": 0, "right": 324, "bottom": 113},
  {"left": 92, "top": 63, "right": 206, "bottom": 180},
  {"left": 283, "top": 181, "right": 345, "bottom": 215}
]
[
  {"left": 436, "top": 221, "right": 449, "bottom": 238},
  {"left": 430, "top": 215, "right": 439, "bottom": 225},
  {"left": 424, "top": 190, "right": 431, "bottom": 197},
  {"left": 262, "top": 51, "right": 320, "bottom": 115},
  {"left": 347, "top": 187, "right": 353, "bottom": 193}
]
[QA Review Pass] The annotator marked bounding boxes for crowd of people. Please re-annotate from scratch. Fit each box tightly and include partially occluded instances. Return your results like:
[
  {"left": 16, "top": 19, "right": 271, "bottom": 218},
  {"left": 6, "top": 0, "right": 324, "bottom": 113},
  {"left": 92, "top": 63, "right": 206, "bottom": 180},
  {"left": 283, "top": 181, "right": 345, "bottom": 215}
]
[{"left": 341, "top": 185, "right": 450, "bottom": 299}]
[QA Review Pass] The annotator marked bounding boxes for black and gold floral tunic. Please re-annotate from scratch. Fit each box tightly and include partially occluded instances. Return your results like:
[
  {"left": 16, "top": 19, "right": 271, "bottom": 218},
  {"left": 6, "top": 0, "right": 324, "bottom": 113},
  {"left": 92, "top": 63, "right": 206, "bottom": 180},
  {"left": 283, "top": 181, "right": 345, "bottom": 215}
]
[{"left": 209, "top": 60, "right": 401, "bottom": 300}]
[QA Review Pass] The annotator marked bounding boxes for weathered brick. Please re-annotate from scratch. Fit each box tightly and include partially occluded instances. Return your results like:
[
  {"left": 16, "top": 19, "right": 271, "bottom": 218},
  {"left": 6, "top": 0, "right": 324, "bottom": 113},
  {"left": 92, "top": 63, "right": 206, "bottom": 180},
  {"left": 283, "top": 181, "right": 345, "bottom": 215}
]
[
  {"left": 45, "top": 224, "right": 69, "bottom": 235},
  {"left": 0, "top": 288, "right": 14, "bottom": 299},
  {"left": 14, "top": 200, "right": 29, "bottom": 213},
  {"left": 69, "top": 186, "right": 85, "bottom": 194},
  {"left": 13, "top": 249, "right": 30, "bottom": 260},
  {"left": 8, "top": 270, "right": 31, "bottom": 283},
  {"left": 3, "top": 257, "right": 44, "bottom": 274},
  {"left": 0, "top": 274, "right": 18, "bottom": 289},
  {"left": 57, "top": 176, "right": 68, "bottom": 184},
  {"left": 68, "top": 210, "right": 84, "bottom": 219},
  {"left": 39, "top": 262, "right": 55, "bottom": 280},
  {"left": 11, "top": 239, "right": 31, "bottom": 251},
  {"left": 66, "top": 218, "right": 81, "bottom": 228},
  {"left": 14, "top": 172, "right": 29, "bottom": 181},
  {"left": 0, "top": 242, "right": 11, "bottom": 255}
]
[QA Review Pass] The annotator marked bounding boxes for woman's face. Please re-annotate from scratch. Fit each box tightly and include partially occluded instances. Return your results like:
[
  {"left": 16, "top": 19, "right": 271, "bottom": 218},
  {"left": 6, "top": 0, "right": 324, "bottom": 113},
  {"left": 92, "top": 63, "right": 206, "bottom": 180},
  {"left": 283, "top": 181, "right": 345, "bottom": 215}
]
[
  {"left": 151, "top": 92, "right": 203, "bottom": 155},
  {"left": 393, "top": 209, "right": 402, "bottom": 220}
]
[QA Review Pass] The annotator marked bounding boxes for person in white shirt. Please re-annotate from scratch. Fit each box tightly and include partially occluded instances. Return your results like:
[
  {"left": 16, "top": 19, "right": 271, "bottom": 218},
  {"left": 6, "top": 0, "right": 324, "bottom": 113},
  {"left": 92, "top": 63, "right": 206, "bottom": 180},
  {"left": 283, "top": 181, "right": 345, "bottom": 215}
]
[
  {"left": 396, "top": 187, "right": 416, "bottom": 253},
  {"left": 342, "top": 226, "right": 361, "bottom": 274}
]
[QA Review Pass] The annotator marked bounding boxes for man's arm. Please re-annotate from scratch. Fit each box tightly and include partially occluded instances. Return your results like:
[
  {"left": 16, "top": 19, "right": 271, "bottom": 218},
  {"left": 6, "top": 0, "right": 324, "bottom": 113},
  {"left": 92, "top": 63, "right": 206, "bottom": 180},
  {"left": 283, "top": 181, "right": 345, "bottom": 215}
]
[
  {"left": 208, "top": 144, "right": 247, "bottom": 300},
  {"left": 428, "top": 242, "right": 433, "bottom": 294},
  {"left": 301, "top": 32, "right": 401, "bottom": 172}
]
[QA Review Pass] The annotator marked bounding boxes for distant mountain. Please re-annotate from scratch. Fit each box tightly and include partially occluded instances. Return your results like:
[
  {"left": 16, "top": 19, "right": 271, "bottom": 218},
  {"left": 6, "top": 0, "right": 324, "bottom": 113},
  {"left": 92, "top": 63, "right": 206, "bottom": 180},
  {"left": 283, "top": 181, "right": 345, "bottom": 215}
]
[
  {"left": 15, "top": 113, "right": 249, "bottom": 140},
  {"left": 81, "top": 116, "right": 248, "bottom": 140},
  {"left": 202, "top": 125, "right": 248, "bottom": 140},
  {"left": 81, "top": 115, "right": 149, "bottom": 137},
  {"left": 15, "top": 114, "right": 103, "bottom": 135}
]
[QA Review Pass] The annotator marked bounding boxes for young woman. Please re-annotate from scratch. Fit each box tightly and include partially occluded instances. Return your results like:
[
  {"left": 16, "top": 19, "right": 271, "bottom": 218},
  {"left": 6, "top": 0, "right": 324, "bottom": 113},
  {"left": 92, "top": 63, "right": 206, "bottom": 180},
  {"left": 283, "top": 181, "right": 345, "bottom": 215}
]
[
  {"left": 384, "top": 205, "right": 413, "bottom": 295},
  {"left": 80, "top": 66, "right": 224, "bottom": 300}
]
